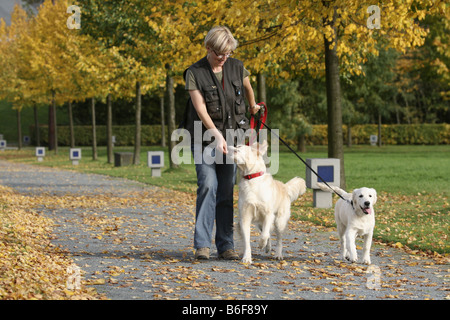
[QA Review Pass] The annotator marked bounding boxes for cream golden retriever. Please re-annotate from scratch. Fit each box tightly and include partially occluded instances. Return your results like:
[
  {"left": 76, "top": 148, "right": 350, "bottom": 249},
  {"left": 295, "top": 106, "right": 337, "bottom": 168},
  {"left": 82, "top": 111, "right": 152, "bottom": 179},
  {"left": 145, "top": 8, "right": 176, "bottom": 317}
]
[
  {"left": 228, "top": 141, "right": 306, "bottom": 264},
  {"left": 317, "top": 182, "right": 377, "bottom": 265}
]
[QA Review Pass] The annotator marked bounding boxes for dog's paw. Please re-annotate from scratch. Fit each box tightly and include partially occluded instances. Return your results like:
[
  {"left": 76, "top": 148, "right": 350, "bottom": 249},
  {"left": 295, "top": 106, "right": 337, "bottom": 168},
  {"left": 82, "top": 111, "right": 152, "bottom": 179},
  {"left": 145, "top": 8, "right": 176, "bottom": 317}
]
[
  {"left": 241, "top": 257, "right": 252, "bottom": 264},
  {"left": 362, "top": 257, "right": 371, "bottom": 265},
  {"left": 275, "top": 254, "right": 283, "bottom": 260},
  {"left": 260, "top": 239, "right": 271, "bottom": 253},
  {"left": 259, "top": 236, "right": 269, "bottom": 251},
  {"left": 266, "top": 239, "right": 272, "bottom": 253}
]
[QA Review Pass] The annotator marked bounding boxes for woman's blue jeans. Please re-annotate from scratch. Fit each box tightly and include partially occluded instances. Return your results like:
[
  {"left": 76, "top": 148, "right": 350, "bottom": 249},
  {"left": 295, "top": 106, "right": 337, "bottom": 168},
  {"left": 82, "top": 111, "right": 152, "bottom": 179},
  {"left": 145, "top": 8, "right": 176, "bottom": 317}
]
[{"left": 192, "top": 145, "right": 236, "bottom": 254}]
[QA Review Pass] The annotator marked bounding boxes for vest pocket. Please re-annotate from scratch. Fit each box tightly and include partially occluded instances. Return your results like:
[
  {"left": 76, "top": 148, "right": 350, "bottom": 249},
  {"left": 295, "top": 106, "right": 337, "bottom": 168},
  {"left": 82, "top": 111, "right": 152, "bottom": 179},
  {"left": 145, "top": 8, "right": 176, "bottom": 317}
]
[
  {"left": 235, "top": 99, "right": 246, "bottom": 114},
  {"left": 232, "top": 80, "right": 246, "bottom": 114},
  {"left": 204, "top": 87, "right": 221, "bottom": 119}
]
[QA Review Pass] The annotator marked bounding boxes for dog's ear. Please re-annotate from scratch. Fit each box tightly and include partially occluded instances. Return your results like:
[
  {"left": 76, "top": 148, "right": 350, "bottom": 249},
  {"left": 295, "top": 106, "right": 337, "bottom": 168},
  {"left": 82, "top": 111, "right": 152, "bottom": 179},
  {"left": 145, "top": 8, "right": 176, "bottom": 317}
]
[
  {"left": 371, "top": 188, "right": 377, "bottom": 205},
  {"left": 352, "top": 189, "right": 359, "bottom": 206},
  {"left": 257, "top": 140, "right": 268, "bottom": 156}
]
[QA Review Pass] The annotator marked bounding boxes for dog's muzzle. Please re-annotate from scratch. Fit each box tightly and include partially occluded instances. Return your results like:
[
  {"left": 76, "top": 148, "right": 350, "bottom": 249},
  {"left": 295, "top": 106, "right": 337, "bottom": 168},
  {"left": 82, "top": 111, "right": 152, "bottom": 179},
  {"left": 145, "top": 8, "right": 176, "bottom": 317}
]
[{"left": 361, "top": 206, "right": 372, "bottom": 215}]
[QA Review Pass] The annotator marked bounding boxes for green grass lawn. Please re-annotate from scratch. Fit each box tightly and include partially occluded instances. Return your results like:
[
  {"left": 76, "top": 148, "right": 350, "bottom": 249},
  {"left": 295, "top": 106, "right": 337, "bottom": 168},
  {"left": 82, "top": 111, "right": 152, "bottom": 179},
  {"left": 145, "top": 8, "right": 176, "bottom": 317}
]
[{"left": 1, "top": 144, "right": 448, "bottom": 254}]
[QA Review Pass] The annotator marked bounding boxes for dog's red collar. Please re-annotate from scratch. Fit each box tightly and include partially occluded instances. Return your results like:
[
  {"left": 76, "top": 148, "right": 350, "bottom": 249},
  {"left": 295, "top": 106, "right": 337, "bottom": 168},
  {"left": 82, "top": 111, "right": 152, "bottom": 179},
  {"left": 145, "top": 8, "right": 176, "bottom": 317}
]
[{"left": 243, "top": 171, "right": 265, "bottom": 180}]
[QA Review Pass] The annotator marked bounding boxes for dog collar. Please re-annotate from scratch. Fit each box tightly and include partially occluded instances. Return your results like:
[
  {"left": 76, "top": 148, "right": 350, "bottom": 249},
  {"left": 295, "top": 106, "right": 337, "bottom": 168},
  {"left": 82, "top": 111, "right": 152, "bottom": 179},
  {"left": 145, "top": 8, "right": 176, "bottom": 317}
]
[{"left": 243, "top": 171, "right": 265, "bottom": 180}]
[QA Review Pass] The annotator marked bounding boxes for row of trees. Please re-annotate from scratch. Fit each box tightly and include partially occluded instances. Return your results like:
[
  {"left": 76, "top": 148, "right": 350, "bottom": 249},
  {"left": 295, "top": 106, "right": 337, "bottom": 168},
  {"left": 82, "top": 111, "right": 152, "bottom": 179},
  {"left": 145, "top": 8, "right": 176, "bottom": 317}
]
[{"left": 0, "top": 0, "right": 448, "bottom": 187}]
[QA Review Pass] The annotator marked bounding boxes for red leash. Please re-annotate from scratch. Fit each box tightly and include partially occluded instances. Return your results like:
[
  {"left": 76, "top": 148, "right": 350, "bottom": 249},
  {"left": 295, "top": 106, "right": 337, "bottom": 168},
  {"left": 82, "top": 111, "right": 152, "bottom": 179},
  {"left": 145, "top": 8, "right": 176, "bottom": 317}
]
[
  {"left": 250, "top": 102, "right": 268, "bottom": 132},
  {"left": 243, "top": 102, "right": 268, "bottom": 180},
  {"left": 248, "top": 102, "right": 268, "bottom": 145}
]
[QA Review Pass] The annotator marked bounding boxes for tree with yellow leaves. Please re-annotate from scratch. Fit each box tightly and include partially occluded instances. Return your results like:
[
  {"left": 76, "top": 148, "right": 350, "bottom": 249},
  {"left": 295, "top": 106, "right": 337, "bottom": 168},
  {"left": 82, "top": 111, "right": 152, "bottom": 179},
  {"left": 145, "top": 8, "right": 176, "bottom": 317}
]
[
  {"left": 147, "top": 0, "right": 448, "bottom": 187},
  {"left": 0, "top": 0, "right": 131, "bottom": 158},
  {"left": 0, "top": 5, "right": 41, "bottom": 150},
  {"left": 79, "top": 0, "right": 163, "bottom": 164},
  {"left": 29, "top": 0, "right": 122, "bottom": 155}
]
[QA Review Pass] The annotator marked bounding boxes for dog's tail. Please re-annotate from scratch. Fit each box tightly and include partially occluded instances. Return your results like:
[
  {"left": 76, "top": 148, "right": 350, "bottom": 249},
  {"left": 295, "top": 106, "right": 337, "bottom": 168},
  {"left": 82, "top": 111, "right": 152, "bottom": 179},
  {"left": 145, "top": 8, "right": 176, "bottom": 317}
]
[
  {"left": 285, "top": 177, "right": 307, "bottom": 203},
  {"left": 316, "top": 182, "right": 351, "bottom": 200}
]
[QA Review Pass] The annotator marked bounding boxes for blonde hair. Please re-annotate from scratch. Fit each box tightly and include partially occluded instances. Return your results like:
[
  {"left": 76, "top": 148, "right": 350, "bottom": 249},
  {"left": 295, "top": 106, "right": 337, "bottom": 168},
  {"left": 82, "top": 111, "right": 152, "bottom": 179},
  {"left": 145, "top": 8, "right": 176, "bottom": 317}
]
[{"left": 204, "top": 26, "right": 238, "bottom": 53}]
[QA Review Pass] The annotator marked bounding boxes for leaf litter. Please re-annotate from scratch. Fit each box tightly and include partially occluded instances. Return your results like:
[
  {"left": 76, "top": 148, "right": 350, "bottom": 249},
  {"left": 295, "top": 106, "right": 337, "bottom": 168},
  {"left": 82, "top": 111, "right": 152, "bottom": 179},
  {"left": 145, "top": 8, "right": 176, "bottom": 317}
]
[
  {"left": 0, "top": 162, "right": 449, "bottom": 300},
  {"left": 0, "top": 185, "right": 104, "bottom": 299}
]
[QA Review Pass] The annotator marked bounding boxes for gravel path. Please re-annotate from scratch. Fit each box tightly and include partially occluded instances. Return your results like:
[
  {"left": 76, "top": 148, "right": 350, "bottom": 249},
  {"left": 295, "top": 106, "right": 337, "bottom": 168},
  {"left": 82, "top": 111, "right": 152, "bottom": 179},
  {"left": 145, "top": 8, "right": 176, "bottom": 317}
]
[{"left": 0, "top": 159, "right": 448, "bottom": 303}]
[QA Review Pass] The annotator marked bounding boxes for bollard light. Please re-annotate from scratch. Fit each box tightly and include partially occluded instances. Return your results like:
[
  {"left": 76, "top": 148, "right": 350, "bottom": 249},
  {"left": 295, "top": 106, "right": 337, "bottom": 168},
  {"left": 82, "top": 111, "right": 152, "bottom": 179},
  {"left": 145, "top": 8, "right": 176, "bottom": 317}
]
[
  {"left": 306, "top": 158, "right": 340, "bottom": 208},
  {"left": 69, "top": 148, "right": 82, "bottom": 165},
  {"left": 0, "top": 140, "right": 6, "bottom": 151},
  {"left": 147, "top": 151, "right": 164, "bottom": 177},
  {"left": 36, "top": 147, "right": 45, "bottom": 162}
]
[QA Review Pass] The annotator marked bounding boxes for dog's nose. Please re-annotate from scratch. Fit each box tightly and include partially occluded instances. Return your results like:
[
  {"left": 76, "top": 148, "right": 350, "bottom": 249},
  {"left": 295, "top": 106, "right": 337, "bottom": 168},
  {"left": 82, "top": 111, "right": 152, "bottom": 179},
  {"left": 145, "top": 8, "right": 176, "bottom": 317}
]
[{"left": 364, "top": 201, "right": 370, "bottom": 207}]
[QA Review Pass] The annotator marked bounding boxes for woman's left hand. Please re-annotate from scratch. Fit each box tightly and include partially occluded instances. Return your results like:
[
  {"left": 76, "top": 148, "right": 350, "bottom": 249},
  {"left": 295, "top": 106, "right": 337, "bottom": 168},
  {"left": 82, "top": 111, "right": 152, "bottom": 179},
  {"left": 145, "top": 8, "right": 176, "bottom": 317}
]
[{"left": 249, "top": 104, "right": 261, "bottom": 115}]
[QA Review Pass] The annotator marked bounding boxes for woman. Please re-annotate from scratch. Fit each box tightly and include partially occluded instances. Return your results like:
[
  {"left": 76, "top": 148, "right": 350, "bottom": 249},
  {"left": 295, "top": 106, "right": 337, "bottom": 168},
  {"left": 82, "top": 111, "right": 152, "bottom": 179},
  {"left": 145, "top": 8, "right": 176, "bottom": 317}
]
[{"left": 184, "top": 26, "right": 260, "bottom": 260}]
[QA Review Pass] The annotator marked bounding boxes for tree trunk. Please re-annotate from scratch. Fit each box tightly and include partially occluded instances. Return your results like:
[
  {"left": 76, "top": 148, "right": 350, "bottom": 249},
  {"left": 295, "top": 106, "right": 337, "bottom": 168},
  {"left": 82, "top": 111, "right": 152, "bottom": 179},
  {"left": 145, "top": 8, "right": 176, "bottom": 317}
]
[
  {"left": 16, "top": 109, "right": 22, "bottom": 150},
  {"left": 160, "top": 94, "right": 166, "bottom": 147},
  {"left": 53, "top": 97, "right": 58, "bottom": 154},
  {"left": 378, "top": 111, "right": 382, "bottom": 147},
  {"left": 297, "top": 135, "right": 306, "bottom": 153},
  {"left": 33, "top": 104, "right": 40, "bottom": 147},
  {"left": 257, "top": 73, "right": 266, "bottom": 103},
  {"left": 324, "top": 6, "right": 346, "bottom": 189},
  {"left": 133, "top": 81, "right": 141, "bottom": 165},
  {"left": 48, "top": 92, "right": 58, "bottom": 154},
  {"left": 68, "top": 101, "right": 75, "bottom": 148},
  {"left": 166, "top": 66, "right": 178, "bottom": 169},
  {"left": 107, "top": 93, "right": 113, "bottom": 164},
  {"left": 347, "top": 124, "right": 352, "bottom": 148},
  {"left": 48, "top": 93, "right": 56, "bottom": 152},
  {"left": 48, "top": 104, "right": 54, "bottom": 150},
  {"left": 91, "top": 97, "right": 97, "bottom": 160}
]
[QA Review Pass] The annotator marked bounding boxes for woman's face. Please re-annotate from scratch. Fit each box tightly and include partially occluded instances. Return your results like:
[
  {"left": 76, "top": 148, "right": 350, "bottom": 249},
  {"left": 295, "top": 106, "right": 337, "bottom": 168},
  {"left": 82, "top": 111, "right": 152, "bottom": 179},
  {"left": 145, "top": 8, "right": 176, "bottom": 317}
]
[{"left": 207, "top": 47, "right": 231, "bottom": 68}]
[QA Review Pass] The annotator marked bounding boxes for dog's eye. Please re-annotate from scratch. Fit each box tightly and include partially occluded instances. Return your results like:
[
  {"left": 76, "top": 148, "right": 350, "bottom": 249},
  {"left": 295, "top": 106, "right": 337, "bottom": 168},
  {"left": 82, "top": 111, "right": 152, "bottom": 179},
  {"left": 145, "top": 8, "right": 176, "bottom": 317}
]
[
  {"left": 369, "top": 195, "right": 372, "bottom": 197},
  {"left": 359, "top": 195, "right": 363, "bottom": 198}
]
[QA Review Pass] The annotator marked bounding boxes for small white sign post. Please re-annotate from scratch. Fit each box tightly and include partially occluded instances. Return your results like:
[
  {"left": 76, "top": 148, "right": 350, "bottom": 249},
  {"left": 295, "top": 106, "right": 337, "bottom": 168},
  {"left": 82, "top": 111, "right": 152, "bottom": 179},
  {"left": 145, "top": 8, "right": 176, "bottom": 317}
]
[
  {"left": 370, "top": 135, "right": 378, "bottom": 146},
  {"left": 306, "top": 158, "right": 341, "bottom": 208},
  {"left": 147, "top": 151, "right": 164, "bottom": 177},
  {"left": 70, "top": 148, "right": 82, "bottom": 165},
  {"left": 36, "top": 147, "right": 45, "bottom": 162}
]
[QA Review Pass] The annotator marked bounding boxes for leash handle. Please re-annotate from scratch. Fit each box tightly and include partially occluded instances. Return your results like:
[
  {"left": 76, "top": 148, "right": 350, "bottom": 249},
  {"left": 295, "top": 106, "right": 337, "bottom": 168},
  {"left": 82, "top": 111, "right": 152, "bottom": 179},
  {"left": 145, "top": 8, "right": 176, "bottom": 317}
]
[
  {"left": 250, "top": 102, "right": 268, "bottom": 131},
  {"left": 249, "top": 102, "right": 268, "bottom": 145}
]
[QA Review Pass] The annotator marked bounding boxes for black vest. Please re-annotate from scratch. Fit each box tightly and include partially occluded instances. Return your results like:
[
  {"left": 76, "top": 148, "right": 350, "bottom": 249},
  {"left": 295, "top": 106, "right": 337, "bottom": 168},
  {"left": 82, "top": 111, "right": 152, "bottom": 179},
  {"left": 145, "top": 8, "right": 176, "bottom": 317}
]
[{"left": 182, "top": 57, "right": 250, "bottom": 145}]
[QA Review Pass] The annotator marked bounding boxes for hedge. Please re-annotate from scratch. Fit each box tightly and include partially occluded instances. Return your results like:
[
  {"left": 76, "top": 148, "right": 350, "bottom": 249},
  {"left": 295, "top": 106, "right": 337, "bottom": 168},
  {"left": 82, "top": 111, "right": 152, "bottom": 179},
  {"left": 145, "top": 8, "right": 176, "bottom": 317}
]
[
  {"left": 31, "top": 125, "right": 168, "bottom": 147},
  {"left": 30, "top": 123, "right": 449, "bottom": 146},
  {"left": 305, "top": 124, "right": 449, "bottom": 145}
]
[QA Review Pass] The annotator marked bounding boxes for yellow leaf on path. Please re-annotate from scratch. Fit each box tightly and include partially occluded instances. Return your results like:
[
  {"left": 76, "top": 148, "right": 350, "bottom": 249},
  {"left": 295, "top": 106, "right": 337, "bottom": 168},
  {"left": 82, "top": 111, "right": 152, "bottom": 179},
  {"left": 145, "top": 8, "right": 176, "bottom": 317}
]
[
  {"left": 90, "top": 279, "right": 106, "bottom": 285},
  {"left": 394, "top": 242, "right": 403, "bottom": 248},
  {"left": 64, "top": 289, "right": 75, "bottom": 296}
]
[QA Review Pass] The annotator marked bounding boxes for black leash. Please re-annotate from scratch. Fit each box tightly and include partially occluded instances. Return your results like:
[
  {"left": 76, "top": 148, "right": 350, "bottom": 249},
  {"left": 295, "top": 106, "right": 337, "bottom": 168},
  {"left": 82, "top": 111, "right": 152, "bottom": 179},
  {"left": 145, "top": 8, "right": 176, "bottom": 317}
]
[{"left": 253, "top": 103, "right": 348, "bottom": 203}]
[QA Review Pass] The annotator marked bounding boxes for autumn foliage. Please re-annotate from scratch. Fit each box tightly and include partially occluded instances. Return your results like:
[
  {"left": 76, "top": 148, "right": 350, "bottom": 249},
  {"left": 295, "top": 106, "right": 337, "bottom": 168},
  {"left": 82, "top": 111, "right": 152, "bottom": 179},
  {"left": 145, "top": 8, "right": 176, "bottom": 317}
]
[
  {"left": 0, "top": 0, "right": 447, "bottom": 105},
  {"left": 0, "top": 185, "right": 102, "bottom": 299}
]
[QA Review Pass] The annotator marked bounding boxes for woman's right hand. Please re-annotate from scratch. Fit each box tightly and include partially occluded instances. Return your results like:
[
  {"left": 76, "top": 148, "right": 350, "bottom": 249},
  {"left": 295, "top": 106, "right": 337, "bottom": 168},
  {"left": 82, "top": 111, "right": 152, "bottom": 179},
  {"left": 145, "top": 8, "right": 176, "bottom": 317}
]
[{"left": 216, "top": 135, "right": 228, "bottom": 154}]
